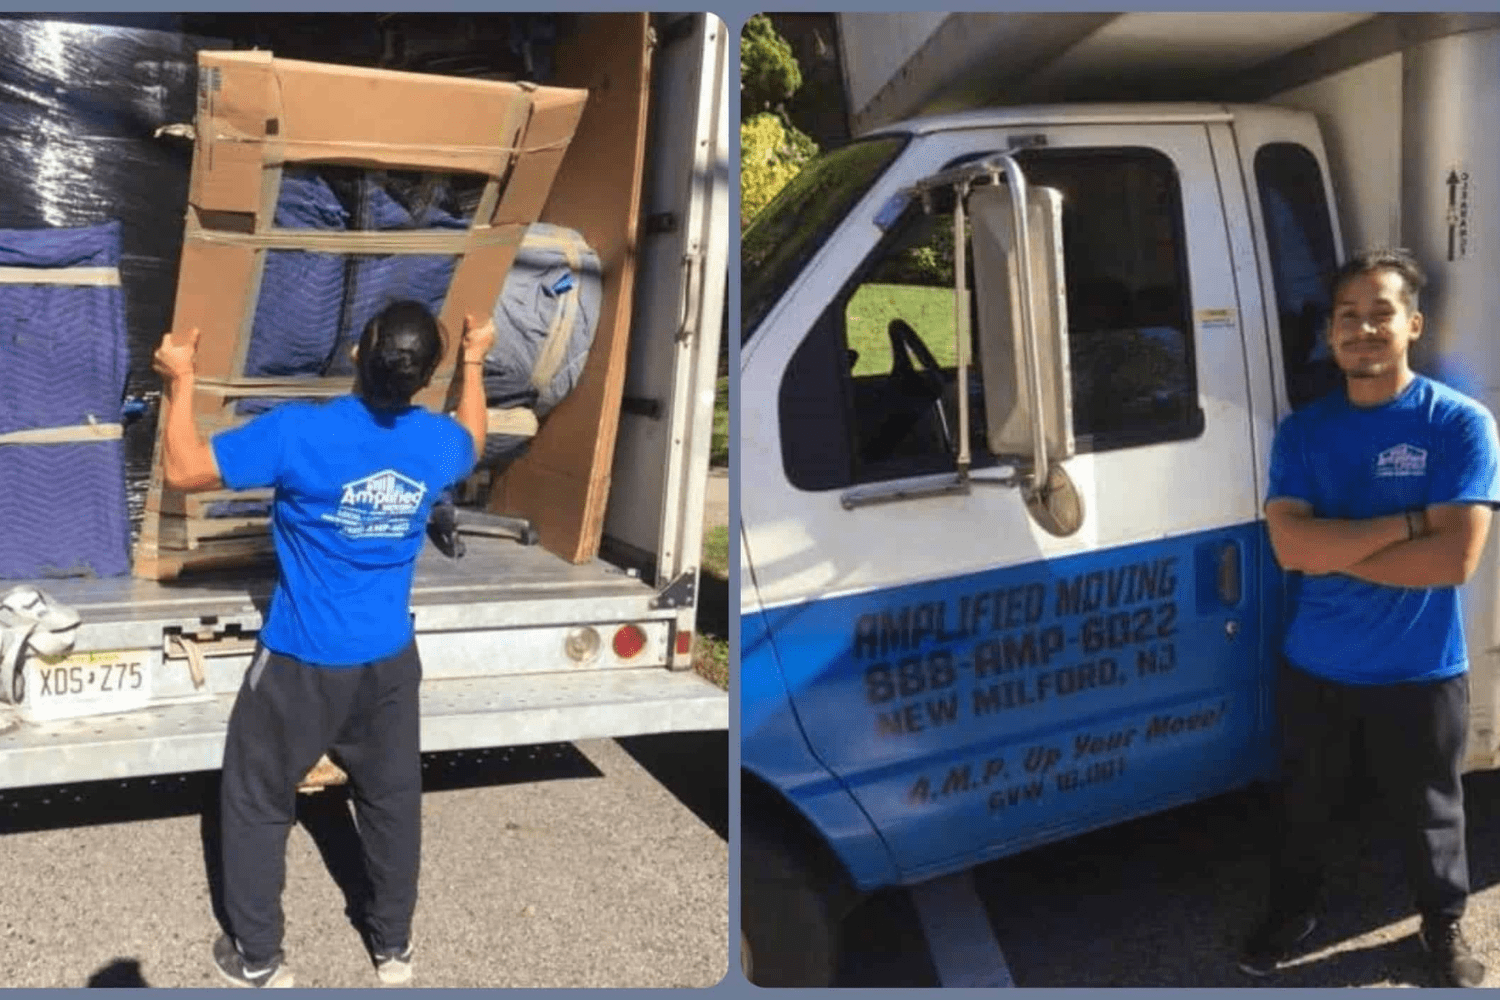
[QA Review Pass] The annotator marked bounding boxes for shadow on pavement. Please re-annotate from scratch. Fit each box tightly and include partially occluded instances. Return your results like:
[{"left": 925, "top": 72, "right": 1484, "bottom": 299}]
[
  {"left": 0, "top": 744, "right": 604, "bottom": 838},
  {"left": 977, "top": 773, "right": 1492, "bottom": 988},
  {"left": 617, "top": 730, "right": 728, "bottom": 841},
  {"left": 86, "top": 959, "right": 149, "bottom": 987},
  {"left": 420, "top": 743, "right": 604, "bottom": 794},
  {"left": 198, "top": 744, "right": 607, "bottom": 941},
  {"left": 0, "top": 773, "right": 214, "bottom": 836},
  {"left": 199, "top": 773, "right": 374, "bottom": 944},
  {"left": 835, "top": 888, "right": 939, "bottom": 988},
  {"left": 830, "top": 770, "right": 1500, "bottom": 988}
]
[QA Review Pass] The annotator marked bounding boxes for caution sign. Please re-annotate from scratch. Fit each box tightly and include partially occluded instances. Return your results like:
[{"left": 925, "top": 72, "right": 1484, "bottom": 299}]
[{"left": 1195, "top": 308, "right": 1237, "bottom": 330}]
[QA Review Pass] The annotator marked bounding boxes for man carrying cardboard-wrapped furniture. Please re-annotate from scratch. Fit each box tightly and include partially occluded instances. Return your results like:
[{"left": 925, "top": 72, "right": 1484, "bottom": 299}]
[
  {"left": 143, "top": 49, "right": 589, "bottom": 988},
  {"left": 157, "top": 305, "right": 495, "bottom": 987}
]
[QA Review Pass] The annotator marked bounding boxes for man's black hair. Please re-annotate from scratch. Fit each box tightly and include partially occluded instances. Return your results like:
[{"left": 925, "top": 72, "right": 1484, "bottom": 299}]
[
  {"left": 357, "top": 300, "right": 445, "bottom": 411},
  {"left": 1330, "top": 247, "right": 1426, "bottom": 313}
]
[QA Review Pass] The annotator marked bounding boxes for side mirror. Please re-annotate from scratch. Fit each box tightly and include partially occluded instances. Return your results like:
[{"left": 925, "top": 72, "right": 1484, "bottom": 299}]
[
  {"left": 970, "top": 179, "right": 1082, "bottom": 536},
  {"left": 839, "top": 155, "right": 1082, "bottom": 532},
  {"left": 969, "top": 183, "right": 1075, "bottom": 463}
]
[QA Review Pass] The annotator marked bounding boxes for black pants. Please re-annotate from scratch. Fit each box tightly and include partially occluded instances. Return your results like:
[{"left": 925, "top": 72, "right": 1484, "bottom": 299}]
[
  {"left": 1267, "top": 660, "right": 1470, "bottom": 924},
  {"left": 219, "top": 640, "right": 423, "bottom": 965}
]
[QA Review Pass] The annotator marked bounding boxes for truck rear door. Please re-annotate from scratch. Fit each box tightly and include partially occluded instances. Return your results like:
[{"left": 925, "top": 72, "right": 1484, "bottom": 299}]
[{"left": 603, "top": 13, "right": 729, "bottom": 656}]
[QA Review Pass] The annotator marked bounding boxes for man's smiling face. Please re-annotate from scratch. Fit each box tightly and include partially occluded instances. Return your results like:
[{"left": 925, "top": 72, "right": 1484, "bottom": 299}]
[{"left": 1328, "top": 267, "right": 1423, "bottom": 380}]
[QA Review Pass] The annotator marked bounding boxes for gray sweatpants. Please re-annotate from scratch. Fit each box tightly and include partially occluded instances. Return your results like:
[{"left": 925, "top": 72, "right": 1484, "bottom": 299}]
[{"left": 219, "top": 640, "right": 423, "bottom": 966}]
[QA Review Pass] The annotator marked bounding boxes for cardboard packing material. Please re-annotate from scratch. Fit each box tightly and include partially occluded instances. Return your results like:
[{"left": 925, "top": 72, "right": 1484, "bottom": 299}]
[
  {"left": 489, "top": 12, "right": 654, "bottom": 565},
  {"left": 134, "top": 48, "right": 589, "bottom": 580}
]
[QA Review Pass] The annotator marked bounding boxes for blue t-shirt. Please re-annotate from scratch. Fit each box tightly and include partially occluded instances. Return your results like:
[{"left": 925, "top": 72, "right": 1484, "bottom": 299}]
[
  {"left": 212, "top": 395, "right": 475, "bottom": 667},
  {"left": 1267, "top": 375, "right": 1500, "bottom": 684}
]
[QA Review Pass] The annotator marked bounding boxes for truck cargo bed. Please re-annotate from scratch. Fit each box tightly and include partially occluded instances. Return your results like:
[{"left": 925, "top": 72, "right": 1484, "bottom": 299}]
[{"left": 20, "top": 534, "right": 657, "bottom": 648}]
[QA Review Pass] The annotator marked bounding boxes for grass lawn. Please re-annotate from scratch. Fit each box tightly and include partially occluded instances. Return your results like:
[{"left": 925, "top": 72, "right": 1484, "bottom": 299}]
[
  {"left": 692, "top": 525, "right": 730, "bottom": 690},
  {"left": 693, "top": 632, "right": 729, "bottom": 691},
  {"left": 692, "top": 524, "right": 730, "bottom": 690},
  {"left": 845, "top": 282, "right": 960, "bottom": 376},
  {"left": 711, "top": 375, "right": 729, "bottom": 468},
  {"left": 701, "top": 524, "right": 729, "bottom": 578},
  {"left": 692, "top": 352, "right": 729, "bottom": 689}
]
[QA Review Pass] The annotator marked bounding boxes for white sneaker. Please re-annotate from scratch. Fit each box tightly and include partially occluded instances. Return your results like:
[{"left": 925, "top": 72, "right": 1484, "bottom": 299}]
[{"left": 374, "top": 942, "right": 414, "bottom": 986}]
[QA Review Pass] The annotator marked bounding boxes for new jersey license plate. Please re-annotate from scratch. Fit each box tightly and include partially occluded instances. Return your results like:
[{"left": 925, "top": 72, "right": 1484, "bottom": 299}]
[{"left": 19, "top": 649, "right": 154, "bottom": 722}]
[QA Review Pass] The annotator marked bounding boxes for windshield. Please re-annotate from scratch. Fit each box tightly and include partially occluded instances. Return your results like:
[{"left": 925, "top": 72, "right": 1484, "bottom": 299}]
[{"left": 741, "top": 134, "right": 909, "bottom": 342}]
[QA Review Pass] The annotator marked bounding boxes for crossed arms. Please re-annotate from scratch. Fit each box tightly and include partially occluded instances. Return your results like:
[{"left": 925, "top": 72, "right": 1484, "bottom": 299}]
[{"left": 1265, "top": 498, "right": 1492, "bottom": 588}]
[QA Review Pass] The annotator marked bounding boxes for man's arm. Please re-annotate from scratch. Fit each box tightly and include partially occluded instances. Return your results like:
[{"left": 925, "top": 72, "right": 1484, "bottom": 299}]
[
  {"left": 1341, "top": 503, "right": 1493, "bottom": 588},
  {"left": 452, "top": 313, "right": 496, "bottom": 458},
  {"left": 153, "top": 327, "right": 223, "bottom": 492},
  {"left": 1264, "top": 497, "right": 1413, "bottom": 575},
  {"left": 1344, "top": 405, "right": 1500, "bottom": 587},
  {"left": 1260, "top": 415, "right": 1412, "bottom": 574}
]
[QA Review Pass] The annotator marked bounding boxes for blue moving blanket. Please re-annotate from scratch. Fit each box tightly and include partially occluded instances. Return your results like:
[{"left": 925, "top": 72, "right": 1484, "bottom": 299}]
[
  {"left": 219, "top": 171, "right": 602, "bottom": 518},
  {"left": 0, "top": 221, "right": 130, "bottom": 578}
]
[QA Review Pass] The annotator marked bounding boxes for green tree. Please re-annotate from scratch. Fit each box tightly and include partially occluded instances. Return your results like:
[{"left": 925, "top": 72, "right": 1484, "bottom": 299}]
[
  {"left": 740, "top": 14, "right": 801, "bottom": 118},
  {"left": 740, "top": 16, "right": 818, "bottom": 228},
  {"left": 741, "top": 112, "right": 818, "bottom": 226}
]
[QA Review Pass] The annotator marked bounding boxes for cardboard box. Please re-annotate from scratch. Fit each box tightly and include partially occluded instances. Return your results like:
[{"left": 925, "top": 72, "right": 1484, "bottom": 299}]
[{"left": 134, "top": 49, "right": 589, "bottom": 580}]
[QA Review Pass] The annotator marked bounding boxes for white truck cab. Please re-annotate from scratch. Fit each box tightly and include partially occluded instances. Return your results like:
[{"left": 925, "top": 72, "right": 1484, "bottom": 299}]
[{"left": 740, "top": 17, "right": 1500, "bottom": 984}]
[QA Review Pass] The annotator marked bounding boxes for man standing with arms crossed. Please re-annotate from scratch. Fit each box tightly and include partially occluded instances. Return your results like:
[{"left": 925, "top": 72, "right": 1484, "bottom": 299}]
[
  {"left": 1238, "top": 248, "right": 1500, "bottom": 987},
  {"left": 153, "top": 301, "right": 496, "bottom": 988}
]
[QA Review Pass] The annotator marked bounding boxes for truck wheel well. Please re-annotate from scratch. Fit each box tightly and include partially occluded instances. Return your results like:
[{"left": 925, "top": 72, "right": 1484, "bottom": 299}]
[{"left": 740, "top": 768, "right": 861, "bottom": 919}]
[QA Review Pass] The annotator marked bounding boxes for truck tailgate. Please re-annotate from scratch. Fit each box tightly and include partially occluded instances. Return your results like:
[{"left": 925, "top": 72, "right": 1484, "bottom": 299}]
[{"left": 0, "top": 666, "right": 725, "bottom": 790}]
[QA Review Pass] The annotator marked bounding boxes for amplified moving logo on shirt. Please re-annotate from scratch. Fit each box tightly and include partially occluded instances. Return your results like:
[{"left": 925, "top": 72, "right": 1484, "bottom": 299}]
[
  {"left": 1375, "top": 443, "right": 1428, "bottom": 478},
  {"left": 323, "top": 469, "right": 428, "bottom": 539}
]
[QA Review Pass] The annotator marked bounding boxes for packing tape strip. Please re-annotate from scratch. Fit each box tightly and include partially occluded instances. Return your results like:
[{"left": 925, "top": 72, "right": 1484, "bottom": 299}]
[
  {"left": 184, "top": 225, "right": 523, "bottom": 254},
  {"left": 0, "top": 267, "right": 121, "bottom": 287},
  {"left": 0, "top": 421, "right": 123, "bottom": 445},
  {"left": 529, "top": 236, "right": 585, "bottom": 393},
  {"left": 194, "top": 376, "right": 354, "bottom": 399}
]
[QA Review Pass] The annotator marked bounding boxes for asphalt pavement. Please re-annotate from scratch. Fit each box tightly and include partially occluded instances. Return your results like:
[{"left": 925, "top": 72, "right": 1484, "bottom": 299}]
[
  {"left": 0, "top": 733, "right": 727, "bottom": 988},
  {"left": 834, "top": 769, "right": 1500, "bottom": 988}
]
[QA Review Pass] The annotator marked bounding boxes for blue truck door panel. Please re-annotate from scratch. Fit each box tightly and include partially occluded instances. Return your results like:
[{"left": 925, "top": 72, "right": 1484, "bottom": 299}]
[
  {"left": 741, "top": 120, "right": 1277, "bottom": 881},
  {"left": 755, "top": 524, "right": 1268, "bottom": 878}
]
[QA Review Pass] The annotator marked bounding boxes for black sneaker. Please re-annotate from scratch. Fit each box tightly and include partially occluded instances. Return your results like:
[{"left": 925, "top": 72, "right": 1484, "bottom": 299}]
[
  {"left": 1419, "top": 918, "right": 1485, "bottom": 988},
  {"left": 1237, "top": 910, "right": 1317, "bottom": 976},
  {"left": 212, "top": 934, "right": 294, "bottom": 989},
  {"left": 373, "top": 942, "right": 414, "bottom": 986}
]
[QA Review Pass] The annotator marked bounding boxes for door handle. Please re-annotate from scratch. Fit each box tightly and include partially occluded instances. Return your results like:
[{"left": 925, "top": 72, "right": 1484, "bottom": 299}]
[
  {"left": 676, "top": 247, "right": 704, "bottom": 343},
  {"left": 1216, "top": 541, "right": 1242, "bottom": 606}
]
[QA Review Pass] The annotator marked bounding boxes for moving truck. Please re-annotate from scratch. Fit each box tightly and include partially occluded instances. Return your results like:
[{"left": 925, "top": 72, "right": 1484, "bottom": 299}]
[
  {"left": 0, "top": 14, "right": 729, "bottom": 789},
  {"left": 740, "top": 11, "right": 1500, "bottom": 985}
]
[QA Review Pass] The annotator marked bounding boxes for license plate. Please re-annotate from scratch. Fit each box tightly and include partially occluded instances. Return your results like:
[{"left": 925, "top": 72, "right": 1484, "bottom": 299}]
[{"left": 19, "top": 649, "right": 154, "bottom": 722}]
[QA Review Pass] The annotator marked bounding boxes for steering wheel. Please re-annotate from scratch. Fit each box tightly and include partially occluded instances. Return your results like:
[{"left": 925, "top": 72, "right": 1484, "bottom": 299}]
[
  {"left": 889, "top": 318, "right": 946, "bottom": 404},
  {"left": 861, "top": 319, "right": 954, "bottom": 463}
]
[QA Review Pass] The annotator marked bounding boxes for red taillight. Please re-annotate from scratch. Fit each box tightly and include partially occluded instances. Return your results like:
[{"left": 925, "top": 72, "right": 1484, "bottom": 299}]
[
  {"left": 675, "top": 630, "right": 693, "bottom": 655},
  {"left": 612, "top": 624, "right": 648, "bottom": 660}
]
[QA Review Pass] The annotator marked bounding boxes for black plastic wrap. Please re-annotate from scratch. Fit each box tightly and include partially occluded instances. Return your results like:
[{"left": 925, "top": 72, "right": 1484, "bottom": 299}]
[{"left": 0, "top": 19, "right": 230, "bottom": 392}]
